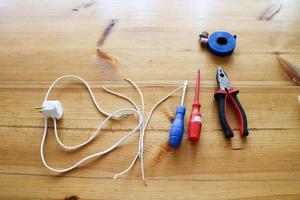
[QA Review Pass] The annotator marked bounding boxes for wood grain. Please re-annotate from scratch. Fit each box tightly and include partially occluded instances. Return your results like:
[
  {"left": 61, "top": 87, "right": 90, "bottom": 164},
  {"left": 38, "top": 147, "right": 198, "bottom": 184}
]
[{"left": 0, "top": 0, "right": 300, "bottom": 199}]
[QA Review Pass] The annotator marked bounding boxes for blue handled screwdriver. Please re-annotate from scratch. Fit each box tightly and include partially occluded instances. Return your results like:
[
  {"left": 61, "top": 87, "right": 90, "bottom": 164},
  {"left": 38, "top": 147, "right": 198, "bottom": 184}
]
[{"left": 169, "top": 80, "right": 188, "bottom": 148}]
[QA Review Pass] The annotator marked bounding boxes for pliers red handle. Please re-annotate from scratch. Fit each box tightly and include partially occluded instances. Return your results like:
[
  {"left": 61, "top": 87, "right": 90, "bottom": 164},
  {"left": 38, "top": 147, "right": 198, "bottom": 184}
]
[{"left": 214, "top": 67, "right": 249, "bottom": 138}]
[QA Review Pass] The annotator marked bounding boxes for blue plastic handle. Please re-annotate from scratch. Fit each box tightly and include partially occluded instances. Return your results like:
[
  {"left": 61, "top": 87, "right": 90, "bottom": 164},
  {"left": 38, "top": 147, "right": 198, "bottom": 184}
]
[{"left": 169, "top": 105, "right": 186, "bottom": 148}]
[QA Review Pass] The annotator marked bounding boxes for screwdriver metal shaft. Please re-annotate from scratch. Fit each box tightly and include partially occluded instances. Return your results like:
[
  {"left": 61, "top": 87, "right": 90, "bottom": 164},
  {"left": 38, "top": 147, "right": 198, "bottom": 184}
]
[{"left": 180, "top": 81, "right": 188, "bottom": 105}]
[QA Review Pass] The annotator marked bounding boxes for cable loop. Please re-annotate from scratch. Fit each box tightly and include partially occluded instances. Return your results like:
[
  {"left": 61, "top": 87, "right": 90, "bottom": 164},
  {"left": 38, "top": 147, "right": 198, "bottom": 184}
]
[{"left": 40, "top": 75, "right": 187, "bottom": 182}]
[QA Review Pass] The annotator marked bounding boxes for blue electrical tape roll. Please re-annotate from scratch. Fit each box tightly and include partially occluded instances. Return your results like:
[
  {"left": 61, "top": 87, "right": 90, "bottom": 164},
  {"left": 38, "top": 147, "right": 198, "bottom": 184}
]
[{"left": 207, "top": 31, "right": 236, "bottom": 56}]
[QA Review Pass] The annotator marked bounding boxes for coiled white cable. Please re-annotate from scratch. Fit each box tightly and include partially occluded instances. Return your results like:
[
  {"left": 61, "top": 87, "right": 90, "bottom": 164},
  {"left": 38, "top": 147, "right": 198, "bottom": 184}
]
[{"left": 40, "top": 74, "right": 187, "bottom": 182}]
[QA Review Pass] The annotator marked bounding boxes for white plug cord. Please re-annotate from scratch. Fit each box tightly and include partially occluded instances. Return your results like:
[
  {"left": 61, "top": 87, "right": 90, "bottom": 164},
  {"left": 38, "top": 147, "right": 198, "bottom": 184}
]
[
  {"left": 44, "top": 74, "right": 130, "bottom": 119},
  {"left": 40, "top": 74, "right": 187, "bottom": 181}
]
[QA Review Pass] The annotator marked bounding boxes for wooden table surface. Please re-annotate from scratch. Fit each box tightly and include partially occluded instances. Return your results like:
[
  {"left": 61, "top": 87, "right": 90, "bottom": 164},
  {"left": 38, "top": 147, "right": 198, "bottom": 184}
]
[{"left": 1, "top": 0, "right": 300, "bottom": 199}]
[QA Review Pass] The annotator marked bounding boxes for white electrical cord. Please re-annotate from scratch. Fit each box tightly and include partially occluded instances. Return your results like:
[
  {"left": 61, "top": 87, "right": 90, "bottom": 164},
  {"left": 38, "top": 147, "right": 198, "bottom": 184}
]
[
  {"left": 43, "top": 75, "right": 130, "bottom": 119},
  {"left": 40, "top": 74, "right": 187, "bottom": 182}
]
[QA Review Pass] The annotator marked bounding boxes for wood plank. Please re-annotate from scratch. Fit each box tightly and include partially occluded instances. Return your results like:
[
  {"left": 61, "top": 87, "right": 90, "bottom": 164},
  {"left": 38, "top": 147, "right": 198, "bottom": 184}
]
[
  {"left": 0, "top": 0, "right": 299, "bottom": 22},
  {"left": 0, "top": 86, "right": 299, "bottom": 130},
  {"left": 0, "top": 51, "right": 295, "bottom": 83},
  {"left": 0, "top": 126, "right": 299, "bottom": 180},
  {"left": 0, "top": 21, "right": 300, "bottom": 82},
  {"left": 1, "top": 16, "right": 300, "bottom": 82},
  {"left": 0, "top": 174, "right": 299, "bottom": 200}
]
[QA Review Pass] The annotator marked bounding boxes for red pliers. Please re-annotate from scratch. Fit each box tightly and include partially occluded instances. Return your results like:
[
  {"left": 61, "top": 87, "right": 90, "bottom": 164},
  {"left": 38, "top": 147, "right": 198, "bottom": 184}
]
[{"left": 214, "top": 67, "right": 249, "bottom": 138}]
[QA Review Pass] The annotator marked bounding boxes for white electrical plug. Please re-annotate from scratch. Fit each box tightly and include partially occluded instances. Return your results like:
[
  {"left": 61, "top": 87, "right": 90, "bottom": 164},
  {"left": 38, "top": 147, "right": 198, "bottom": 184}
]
[{"left": 42, "top": 100, "right": 63, "bottom": 119}]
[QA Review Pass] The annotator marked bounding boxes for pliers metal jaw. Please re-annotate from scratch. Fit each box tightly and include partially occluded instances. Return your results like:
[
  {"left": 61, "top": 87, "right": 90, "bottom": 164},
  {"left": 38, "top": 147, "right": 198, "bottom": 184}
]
[{"left": 214, "top": 67, "right": 249, "bottom": 139}]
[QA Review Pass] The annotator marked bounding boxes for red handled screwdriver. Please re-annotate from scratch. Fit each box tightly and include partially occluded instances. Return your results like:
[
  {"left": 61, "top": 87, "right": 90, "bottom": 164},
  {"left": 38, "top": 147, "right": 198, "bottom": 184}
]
[{"left": 188, "top": 70, "right": 202, "bottom": 143}]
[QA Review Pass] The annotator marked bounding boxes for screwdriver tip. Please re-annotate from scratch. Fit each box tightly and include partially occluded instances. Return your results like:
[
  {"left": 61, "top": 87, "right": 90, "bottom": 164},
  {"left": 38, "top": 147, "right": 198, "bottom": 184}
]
[{"left": 183, "top": 80, "right": 188, "bottom": 86}]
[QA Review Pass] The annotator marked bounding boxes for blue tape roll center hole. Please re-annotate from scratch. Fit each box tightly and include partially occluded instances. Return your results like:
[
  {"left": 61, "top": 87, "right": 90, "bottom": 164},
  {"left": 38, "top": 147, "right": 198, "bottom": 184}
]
[{"left": 217, "top": 37, "right": 228, "bottom": 46}]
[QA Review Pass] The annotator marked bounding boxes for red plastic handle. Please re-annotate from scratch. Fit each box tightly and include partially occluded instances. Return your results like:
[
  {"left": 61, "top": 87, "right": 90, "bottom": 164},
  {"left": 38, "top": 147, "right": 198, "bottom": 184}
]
[
  {"left": 188, "top": 103, "right": 202, "bottom": 142},
  {"left": 214, "top": 88, "right": 248, "bottom": 138}
]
